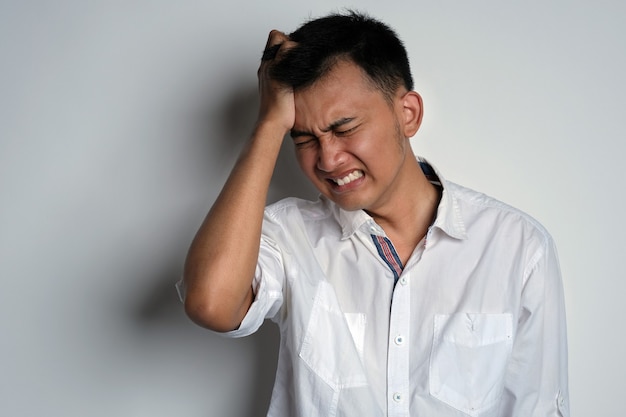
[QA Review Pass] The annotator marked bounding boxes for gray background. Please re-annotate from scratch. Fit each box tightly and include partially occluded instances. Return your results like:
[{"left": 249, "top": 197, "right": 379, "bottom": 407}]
[{"left": 1, "top": 1, "right": 623, "bottom": 416}]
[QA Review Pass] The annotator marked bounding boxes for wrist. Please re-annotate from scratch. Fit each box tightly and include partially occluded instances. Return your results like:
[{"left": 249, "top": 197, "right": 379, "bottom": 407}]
[{"left": 253, "top": 119, "right": 291, "bottom": 143}]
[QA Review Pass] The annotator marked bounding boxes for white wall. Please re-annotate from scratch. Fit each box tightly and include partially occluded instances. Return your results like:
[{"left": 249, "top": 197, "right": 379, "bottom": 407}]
[{"left": 1, "top": 1, "right": 623, "bottom": 416}]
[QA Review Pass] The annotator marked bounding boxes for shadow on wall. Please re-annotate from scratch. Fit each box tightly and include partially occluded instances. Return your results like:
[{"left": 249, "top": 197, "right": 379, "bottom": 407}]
[
  {"left": 136, "top": 266, "right": 279, "bottom": 417},
  {"left": 212, "top": 77, "right": 318, "bottom": 204},
  {"left": 134, "top": 78, "right": 316, "bottom": 416}
]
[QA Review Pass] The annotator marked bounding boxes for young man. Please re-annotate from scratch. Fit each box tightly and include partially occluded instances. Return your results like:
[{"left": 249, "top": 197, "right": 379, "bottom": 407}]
[{"left": 180, "top": 11, "right": 569, "bottom": 417}]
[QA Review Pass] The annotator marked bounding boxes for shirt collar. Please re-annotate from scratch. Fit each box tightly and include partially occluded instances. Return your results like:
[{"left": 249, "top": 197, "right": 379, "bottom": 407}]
[
  {"left": 327, "top": 157, "right": 467, "bottom": 240},
  {"left": 425, "top": 158, "right": 467, "bottom": 240},
  {"left": 333, "top": 200, "right": 378, "bottom": 239}
]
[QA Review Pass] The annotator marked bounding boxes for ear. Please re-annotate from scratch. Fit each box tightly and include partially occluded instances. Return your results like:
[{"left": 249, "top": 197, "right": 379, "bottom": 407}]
[{"left": 399, "top": 91, "right": 423, "bottom": 138}]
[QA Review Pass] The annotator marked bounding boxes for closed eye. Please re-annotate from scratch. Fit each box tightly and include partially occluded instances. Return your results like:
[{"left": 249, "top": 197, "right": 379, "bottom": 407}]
[
  {"left": 294, "top": 137, "right": 318, "bottom": 149},
  {"left": 335, "top": 126, "right": 359, "bottom": 137}
]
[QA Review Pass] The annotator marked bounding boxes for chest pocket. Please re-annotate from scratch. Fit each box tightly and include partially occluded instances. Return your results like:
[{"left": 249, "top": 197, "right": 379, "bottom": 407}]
[
  {"left": 430, "top": 313, "right": 513, "bottom": 416},
  {"left": 299, "top": 281, "right": 368, "bottom": 391}
]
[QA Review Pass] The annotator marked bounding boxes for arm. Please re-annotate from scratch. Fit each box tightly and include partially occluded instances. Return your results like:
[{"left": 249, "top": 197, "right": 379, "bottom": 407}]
[
  {"left": 182, "top": 31, "right": 296, "bottom": 332},
  {"left": 500, "top": 237, "right": 570, "bottom": 416}
]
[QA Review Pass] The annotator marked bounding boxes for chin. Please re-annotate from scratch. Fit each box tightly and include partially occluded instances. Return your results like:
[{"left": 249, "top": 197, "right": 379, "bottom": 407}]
[
  {"left": 328, "top": 196, "right": 367, "bottom": 212},
  {"left": 317, "top": 184, "right": 370, "bottom": 212}
]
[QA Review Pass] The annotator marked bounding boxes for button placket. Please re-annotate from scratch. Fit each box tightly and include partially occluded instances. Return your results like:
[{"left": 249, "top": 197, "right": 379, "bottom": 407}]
[{"left": 387, "top": 272, "right": 410, "bottom": 415}]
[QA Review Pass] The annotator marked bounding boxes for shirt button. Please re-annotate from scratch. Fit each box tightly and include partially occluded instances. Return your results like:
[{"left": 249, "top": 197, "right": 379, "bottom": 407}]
[
  {"left": 392, "top": 392, "right": 402, "bottom": 402},
  {"left": 394, "top": 335, "right": 405, "bottom": 346},
  {"left": 399, "top": 277, "right": 408, "bottom": 285}
]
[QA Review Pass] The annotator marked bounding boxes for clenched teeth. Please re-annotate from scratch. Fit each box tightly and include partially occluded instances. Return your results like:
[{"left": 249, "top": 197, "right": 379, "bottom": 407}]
[{"left": 333, "top": 170, "right": 363, "bottom": 186}]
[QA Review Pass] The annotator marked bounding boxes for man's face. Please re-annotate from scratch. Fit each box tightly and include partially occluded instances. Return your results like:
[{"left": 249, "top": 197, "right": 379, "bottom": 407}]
[{"left": 292, "top": 60, "right": 415, "bottom": 214}]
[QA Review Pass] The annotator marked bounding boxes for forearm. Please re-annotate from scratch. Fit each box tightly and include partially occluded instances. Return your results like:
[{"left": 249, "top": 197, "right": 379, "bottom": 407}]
[{"left": 183, "top": 122, "right": 286, "bottom": 332}]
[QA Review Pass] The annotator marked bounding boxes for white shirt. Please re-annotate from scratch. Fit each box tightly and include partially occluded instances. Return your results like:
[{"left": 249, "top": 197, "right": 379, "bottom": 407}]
[{"left": 218, "top": 161, "right": 569, "bottom": 417}]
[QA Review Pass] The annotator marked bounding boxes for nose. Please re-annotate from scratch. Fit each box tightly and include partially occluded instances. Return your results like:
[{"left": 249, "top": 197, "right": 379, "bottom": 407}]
[{"left": 316, "top": 137, "right": 346, "bottom": 172}]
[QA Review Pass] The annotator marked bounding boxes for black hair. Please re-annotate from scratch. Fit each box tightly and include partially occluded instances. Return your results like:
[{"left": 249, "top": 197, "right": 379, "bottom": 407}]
[{"left": 270, "top": 11, "right": 414, "bottom": 100}]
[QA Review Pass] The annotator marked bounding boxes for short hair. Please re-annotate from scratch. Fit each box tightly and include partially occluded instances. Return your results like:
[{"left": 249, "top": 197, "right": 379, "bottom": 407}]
[{"left": 270, "top": 11, "right": 414, "bottom": 101}]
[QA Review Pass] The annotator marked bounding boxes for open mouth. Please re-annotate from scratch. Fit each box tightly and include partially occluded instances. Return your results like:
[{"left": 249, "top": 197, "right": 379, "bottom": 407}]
[{"left": 329, "top": 170, "right": 363, "bottom": 186}]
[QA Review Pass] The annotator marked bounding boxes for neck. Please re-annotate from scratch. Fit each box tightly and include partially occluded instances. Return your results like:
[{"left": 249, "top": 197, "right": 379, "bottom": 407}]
[{"left": 367, "top": 156, "right": 440, "bottom": 264}]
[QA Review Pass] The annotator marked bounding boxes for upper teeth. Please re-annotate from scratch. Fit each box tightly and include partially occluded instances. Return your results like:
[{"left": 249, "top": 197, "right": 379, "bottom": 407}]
[{"left": 335, "top": 170, "right": 363, "bottom": 186}]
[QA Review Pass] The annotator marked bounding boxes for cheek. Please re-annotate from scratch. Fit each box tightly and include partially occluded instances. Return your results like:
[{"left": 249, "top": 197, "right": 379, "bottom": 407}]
[
  {"left": 294, "top": 149, "right": 307, "bottom": 168},
  {"left": 353, "top": 133, "right": 392, "bottom": 158},
  {"left": 295, "top": 151, "right": 317, "bottom": 178}
]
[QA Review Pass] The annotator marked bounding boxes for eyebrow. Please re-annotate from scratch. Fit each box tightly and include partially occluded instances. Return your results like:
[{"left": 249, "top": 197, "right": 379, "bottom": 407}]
[{"left": 290, "top": 117, "right": 356, "bottom": 139}]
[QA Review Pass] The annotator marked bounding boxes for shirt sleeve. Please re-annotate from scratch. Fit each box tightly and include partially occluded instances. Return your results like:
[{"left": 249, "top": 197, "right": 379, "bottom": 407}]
[
  {"left": 222, "top": 220, "right": 286, "bottom": 338},
  {"left": 499, "top": 235, "right": 570, "bottom": 416}
]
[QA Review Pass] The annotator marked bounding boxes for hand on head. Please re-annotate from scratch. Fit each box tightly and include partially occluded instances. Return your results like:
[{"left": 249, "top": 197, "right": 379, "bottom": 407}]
[{"left": 256, "top": 30, "right": 298, "bottom": 134}]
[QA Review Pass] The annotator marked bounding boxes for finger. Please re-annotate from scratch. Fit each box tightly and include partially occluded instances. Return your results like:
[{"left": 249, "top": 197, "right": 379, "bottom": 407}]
[
  {"left": 261, "top": 44, "right": 281, "bottom": 61},
  {"left": 261, "top": 30, "right": 290, "bottom": 61},
  {"left": 265, "top": 30, "right": 288, "bottom": 48}
]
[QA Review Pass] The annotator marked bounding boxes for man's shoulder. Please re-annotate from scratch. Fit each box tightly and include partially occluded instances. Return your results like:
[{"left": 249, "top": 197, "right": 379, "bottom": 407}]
[{"left": 447, "top": 181, "right": 552, "bottom": 240}]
